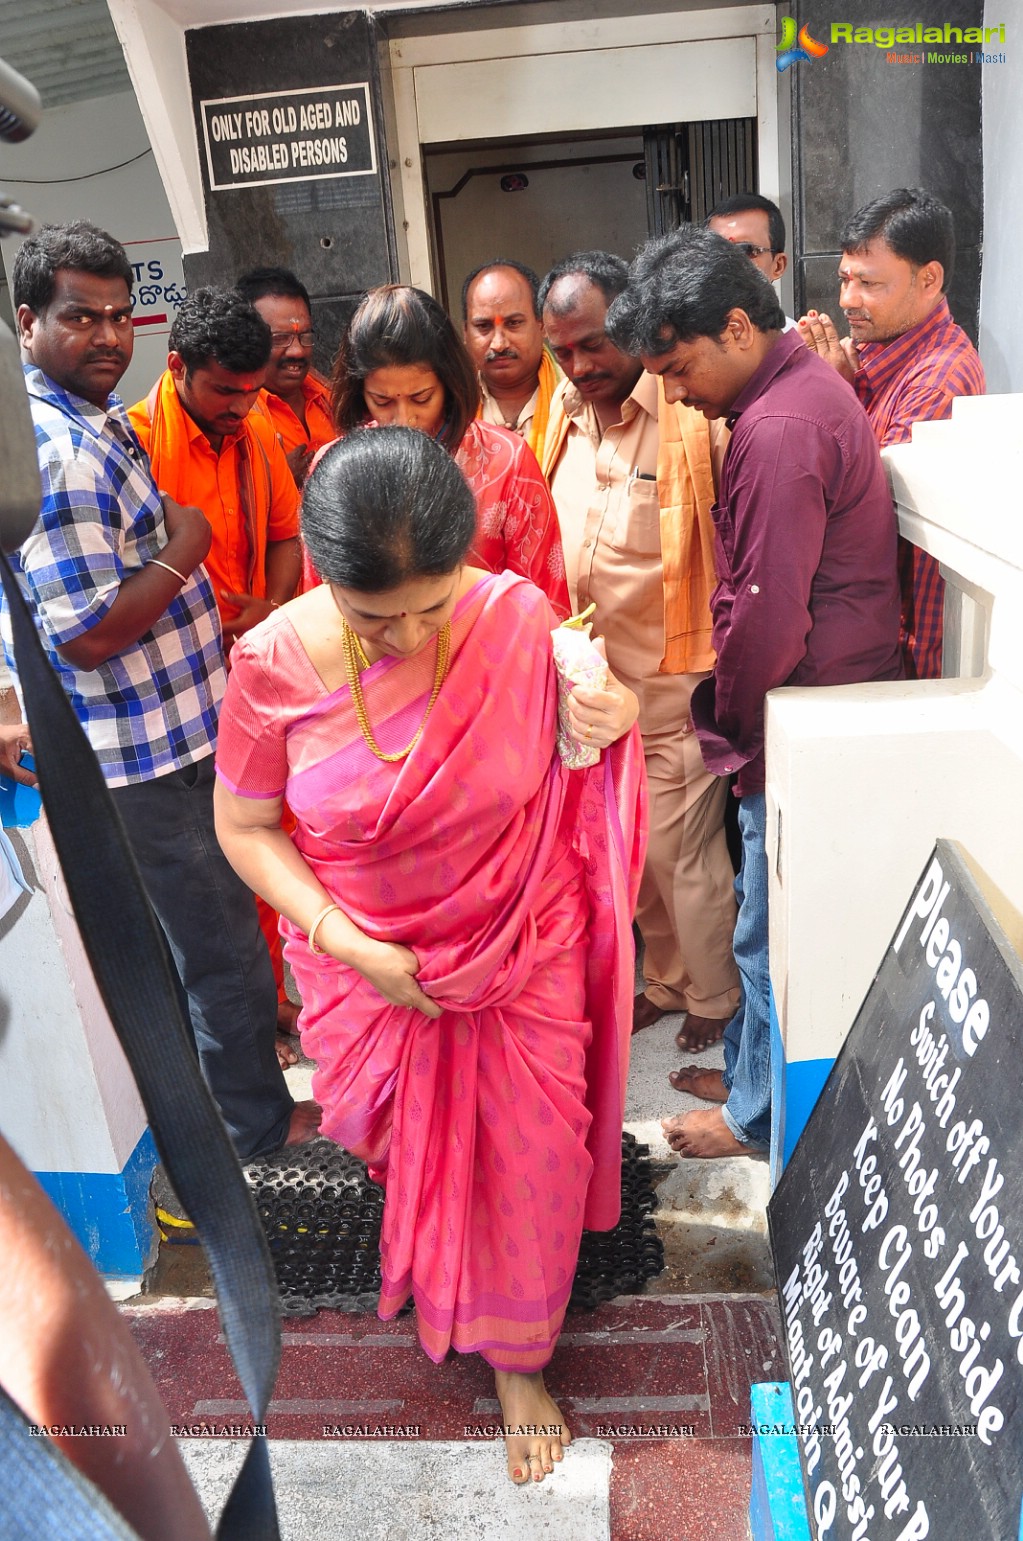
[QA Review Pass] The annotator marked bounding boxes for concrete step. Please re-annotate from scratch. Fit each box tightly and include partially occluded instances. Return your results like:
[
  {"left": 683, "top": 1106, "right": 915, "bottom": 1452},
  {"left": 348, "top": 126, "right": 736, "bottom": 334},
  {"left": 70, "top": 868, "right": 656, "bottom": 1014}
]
[{"left": 625, "top": 1010, "right": 773, "bottom": 1296}]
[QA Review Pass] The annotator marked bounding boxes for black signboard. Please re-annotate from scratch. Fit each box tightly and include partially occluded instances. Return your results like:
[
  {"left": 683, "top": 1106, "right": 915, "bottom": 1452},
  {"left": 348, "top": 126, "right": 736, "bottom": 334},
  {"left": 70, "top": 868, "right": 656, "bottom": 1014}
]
[
  {"left": 199, "top": 83, "right": 377, "bottom": 191},
  {"left": 769, "top": 841, "right": 1023, "bottom": 1540}
]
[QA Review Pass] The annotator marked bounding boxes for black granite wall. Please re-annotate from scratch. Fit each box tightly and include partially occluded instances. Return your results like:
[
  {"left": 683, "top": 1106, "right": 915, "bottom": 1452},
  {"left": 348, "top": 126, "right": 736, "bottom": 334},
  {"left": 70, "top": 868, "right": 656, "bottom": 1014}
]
[
  {"left": 791, "top": 4, "right": 983, "bottom": 342},
  {"left": 184, "top": 10, "right": 398, "bottom": 377}
]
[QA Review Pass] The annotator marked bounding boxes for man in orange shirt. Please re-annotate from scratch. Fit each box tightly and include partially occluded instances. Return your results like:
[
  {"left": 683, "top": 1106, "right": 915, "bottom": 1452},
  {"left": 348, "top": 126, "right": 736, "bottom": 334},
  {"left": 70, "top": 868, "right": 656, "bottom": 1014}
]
[
  {"left": 130, "top": 286, "right": 302, "bottom": 1043},
  {"left": 236, "top": 266, "right": 335, "bottom": 489},
  {"left": 129, "top": 286, "right": 302, "bottom": 647}
]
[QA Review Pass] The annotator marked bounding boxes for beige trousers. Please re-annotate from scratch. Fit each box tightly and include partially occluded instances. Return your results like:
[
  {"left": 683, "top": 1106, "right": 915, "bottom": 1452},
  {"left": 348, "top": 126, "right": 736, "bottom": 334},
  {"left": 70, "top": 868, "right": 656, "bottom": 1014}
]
[{"left": 628, "top": 668, "right": 740, "bottom": 1020}]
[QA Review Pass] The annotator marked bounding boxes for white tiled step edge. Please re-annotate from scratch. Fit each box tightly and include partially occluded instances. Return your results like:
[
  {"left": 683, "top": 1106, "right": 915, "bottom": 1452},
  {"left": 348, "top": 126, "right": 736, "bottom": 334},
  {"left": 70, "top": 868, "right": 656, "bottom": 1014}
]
[{"left": 178, "top": 1436, "right": 612, "bottom": 1541}]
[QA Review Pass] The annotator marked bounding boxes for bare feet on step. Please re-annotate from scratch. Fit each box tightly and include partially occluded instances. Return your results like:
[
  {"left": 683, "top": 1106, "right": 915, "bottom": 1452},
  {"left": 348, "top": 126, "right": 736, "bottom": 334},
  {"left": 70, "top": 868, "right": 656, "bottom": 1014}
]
[
  {"left": 666, "top": 1066, "right": 728, "bottom": 1101},
  {"left": 493, "top": 1369, "right": 571, "bottom": 1484},
  {"left": 661, "top": 1107, "right": 751, "bottom": 1158},
  {"left": 277, "top": 999, "right": 301, "bottom": 1036},
  {"left": 275, "top": 1034, "right": 299, "bottom": 1071},
  {"left": 283, "top": 1099, "right": 321, "bottom": 1146},
  {"left": 673, "top": 1013, "right": 729, "bottom": 1053}
]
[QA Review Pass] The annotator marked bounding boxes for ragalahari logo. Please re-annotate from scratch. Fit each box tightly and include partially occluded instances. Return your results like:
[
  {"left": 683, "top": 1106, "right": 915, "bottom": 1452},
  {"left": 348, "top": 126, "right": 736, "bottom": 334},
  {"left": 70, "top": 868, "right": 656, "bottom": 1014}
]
[{"left": 776, "top": 16, "right": 829, "bottom": 71}]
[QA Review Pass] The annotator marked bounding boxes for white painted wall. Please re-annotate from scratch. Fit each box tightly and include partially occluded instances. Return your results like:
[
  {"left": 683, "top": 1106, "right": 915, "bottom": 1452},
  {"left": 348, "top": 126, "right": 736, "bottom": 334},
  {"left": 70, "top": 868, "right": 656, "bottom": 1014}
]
[
  {"left": 978, "top": 0, "right": 1022, "bottom": 394},
  {"left": 768, "top": 394, "right": 1023, "bottom": 1080},
  {"left": 0, "top": 89, "right": 185, "bottom": 406},
  {"left": 0, "top": 816, "right": 146, "bottom": 1174}
]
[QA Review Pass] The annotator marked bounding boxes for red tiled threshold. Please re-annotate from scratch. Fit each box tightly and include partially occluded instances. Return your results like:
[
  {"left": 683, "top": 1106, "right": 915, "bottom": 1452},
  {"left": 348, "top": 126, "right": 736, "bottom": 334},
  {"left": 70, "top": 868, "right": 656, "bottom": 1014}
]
[{"left": 124, "top": 1292, "right": 781, "bottom": 1539}]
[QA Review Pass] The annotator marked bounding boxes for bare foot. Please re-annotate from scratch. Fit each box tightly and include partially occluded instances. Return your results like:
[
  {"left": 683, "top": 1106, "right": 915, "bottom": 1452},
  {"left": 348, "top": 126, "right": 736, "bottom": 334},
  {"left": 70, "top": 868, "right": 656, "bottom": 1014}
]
[
  {"left": 632, "top": 993, "right": 670, "bottom": 1034},
  {"left": 277, "top": 999, "right": 301, "bottom": 1036},
  {"left": 674, "top": 1013, "right": 729, "bottom": 1053},
  {"left": 493, "top": 1369, "right": 571, "bottom": 1484},
  {"left": 662, "top": 1108, "right": 751, "bottom": 1158},
  {"left": 283, "top": 1099, "right": 321, "bottom": 1146},
  {"left": 667, "top": 1066, "right": 728, "bottom": 1101},
  {"left": 275, "top": 1033, "right": 299, "bottom": 1071}
]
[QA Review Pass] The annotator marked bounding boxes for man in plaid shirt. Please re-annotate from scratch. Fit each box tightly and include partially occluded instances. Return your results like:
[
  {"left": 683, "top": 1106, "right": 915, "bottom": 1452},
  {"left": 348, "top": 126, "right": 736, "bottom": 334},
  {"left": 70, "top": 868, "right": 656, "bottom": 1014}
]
[
  {"left": 798, "top": 187, "right": 985, "bottom": 679},
  {"left": 4, "top": 220, "right": 319, "bottom": 1158}
]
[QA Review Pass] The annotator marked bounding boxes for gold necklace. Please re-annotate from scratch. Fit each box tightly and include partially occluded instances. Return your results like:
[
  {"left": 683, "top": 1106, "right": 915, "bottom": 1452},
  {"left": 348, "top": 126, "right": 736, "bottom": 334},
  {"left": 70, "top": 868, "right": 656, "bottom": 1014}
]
[{"left": 341, "top": 617, "right": 451, "bottom": 762}]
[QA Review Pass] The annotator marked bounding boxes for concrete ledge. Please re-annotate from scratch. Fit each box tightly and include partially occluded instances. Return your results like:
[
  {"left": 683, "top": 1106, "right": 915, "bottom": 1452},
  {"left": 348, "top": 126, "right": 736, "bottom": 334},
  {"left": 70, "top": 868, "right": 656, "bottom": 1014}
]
[{"left": 179, "top": 1436, "right": 613, "bottom": 1540}]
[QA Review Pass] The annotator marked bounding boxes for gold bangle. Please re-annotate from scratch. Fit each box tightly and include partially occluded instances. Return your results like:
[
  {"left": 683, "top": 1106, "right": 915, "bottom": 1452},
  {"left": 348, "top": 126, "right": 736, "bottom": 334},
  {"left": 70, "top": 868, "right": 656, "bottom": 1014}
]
[
  {"left": 150, "top": 557, "right": 188, "bottom": 585},
  {"left": 307, "top": 902, "right": 340, "bottom": 955}
]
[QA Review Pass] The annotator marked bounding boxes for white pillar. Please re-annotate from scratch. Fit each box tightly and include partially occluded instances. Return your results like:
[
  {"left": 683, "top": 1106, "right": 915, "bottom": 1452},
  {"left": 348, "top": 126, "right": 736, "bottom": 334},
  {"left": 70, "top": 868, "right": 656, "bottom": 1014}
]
[{"left": 0, "top": 799, "right": 155, "bottom": 1278}]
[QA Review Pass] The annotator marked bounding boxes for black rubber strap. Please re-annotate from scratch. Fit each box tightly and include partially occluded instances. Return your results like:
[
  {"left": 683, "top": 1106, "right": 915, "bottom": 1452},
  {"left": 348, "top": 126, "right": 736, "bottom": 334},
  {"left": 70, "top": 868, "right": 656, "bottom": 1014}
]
[{"left": 0, "top": 551, "right": 281, "bottom": 1540}]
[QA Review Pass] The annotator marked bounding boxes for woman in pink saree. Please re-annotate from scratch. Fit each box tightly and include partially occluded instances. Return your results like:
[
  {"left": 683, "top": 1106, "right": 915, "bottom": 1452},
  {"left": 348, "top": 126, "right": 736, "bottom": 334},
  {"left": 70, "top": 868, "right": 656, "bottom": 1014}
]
[{"left": 215, "top": 427, "right": 645, "bottom": 1485}]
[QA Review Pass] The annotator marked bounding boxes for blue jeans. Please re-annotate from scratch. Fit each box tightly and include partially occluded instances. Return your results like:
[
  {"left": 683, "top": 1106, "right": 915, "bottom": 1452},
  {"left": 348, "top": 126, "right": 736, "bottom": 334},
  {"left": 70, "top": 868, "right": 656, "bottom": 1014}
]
[
  {"left": 111, "top": 755, "right": 294, "bottom": 1160},
  {"left": 720, "top": 793, "right": 771, "bottom": 1148}
]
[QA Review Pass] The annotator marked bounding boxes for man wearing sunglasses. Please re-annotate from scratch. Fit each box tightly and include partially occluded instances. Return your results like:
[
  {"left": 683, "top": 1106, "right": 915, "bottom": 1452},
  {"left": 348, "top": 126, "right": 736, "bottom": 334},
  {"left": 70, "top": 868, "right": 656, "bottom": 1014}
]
[
  {"left": 236, "top": 265, "right": 334, "bottom": 488},
  {"left": 707, "top": 194, "right": 796, "bottom": 331}
]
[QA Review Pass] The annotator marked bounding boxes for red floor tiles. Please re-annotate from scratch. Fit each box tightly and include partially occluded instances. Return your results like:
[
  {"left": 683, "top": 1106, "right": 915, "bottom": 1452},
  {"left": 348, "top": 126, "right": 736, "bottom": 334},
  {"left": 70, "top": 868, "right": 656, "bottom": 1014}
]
[
  {"left": 610, "top": 1438, "right": 754, "bottom": 1541},
  {"left": 125, "top": 1292, "right": 782, "bottom": 1539}
]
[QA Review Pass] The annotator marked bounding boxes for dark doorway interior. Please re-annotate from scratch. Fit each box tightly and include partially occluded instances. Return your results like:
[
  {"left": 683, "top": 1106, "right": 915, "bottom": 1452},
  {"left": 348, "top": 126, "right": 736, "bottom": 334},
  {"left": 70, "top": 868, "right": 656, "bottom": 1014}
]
[
  {"left": 644, "top": 117, "right": 759, "bottom": 235},
  {"left": 426, "top": 116, "right": 758, "bottom": 319}
]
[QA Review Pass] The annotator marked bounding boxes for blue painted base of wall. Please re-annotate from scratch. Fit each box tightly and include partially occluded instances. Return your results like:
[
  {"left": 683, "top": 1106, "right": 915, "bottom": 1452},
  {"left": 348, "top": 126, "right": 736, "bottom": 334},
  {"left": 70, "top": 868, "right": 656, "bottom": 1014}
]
[
  {"left": 770, "top": 1005, "right": 835, "bottom": 1185},
  {"left": 35, "top": 1126, "right": 159, "bottom": 1278},
  {"left": 0, "top": 760, "right": 42, "bottom": 827},
  {"left": 749, "top": 1382, "right": 813, "bottom": 1541}
]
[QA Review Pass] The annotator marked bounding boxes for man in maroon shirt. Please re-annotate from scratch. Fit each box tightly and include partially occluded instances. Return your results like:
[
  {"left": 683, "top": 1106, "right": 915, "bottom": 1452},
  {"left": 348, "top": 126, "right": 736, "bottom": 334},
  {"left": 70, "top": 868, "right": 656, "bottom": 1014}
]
[
  {"left": 607, "top": 226, "right": 903, "bottom": 1159},
  {"left": 798, "top": 188, "right": 985, "bottom": 679}
]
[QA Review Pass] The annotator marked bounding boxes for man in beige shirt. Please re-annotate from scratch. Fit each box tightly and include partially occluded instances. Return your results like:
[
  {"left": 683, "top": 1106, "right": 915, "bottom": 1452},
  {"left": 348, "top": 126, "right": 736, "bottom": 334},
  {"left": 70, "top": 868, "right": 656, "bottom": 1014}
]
[
  {"left": 462, "top": 259, "right": 560, "bottom": 465},
  {"left": 540, "top": 251, "right": 739, "bottom": 1056}
]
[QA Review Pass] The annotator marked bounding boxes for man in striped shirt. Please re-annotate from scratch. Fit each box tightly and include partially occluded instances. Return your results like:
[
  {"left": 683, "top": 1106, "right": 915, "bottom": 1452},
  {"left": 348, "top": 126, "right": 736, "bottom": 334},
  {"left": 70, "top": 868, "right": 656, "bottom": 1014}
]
[
  {"left": 799, "top": 187, "right": 984, "bottom": 679},
  {"left": 5, "top": 220, "right": 318, "bottom": 1158}
]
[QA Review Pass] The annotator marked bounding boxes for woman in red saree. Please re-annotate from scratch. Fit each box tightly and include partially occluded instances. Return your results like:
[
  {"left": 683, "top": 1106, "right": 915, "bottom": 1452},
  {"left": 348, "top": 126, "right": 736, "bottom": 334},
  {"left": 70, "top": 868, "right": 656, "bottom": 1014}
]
[
  {"left": 215, "top": 427, "right": 645, "bottom": 1485},
  {"left": 302, "top": 284, "right": 569, "bottom": 617}
]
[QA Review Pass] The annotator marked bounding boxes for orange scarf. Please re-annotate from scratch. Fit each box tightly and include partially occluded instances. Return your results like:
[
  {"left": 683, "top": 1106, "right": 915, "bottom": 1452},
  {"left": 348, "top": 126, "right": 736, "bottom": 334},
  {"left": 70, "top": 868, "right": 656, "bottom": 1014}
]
[
  {"left": 132, "top": 372, "right": 272, "bottom": 595},
  {"left": 542, "top": 378, "right": 719, "bottom": 674},
  {"left": 477, "top": 348, "right": 561, "bottom": 465},
  {"left": 654, "top": 382, "right": 719, "bottom": 674},
  {"left": 526, "top": 348, "right": 560, "bottom": 465}
]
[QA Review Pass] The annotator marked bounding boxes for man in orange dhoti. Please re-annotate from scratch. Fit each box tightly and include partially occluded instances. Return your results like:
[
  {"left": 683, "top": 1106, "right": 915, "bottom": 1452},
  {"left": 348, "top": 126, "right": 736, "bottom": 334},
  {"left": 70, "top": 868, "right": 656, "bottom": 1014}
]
[{"left": 130, "top": 287, "right": 303, "bottom": 1041}]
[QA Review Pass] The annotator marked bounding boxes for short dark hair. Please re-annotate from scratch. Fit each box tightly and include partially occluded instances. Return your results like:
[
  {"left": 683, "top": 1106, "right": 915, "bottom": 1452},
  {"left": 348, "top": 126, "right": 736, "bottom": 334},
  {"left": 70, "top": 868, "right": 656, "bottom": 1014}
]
[
  {"left": 538, "top": 250, "right": 629, "bottom": 315},
  {"left": 605, "top": 225, "right": 785, "bottom": 356},
  {"left": 12, "top": 220, "right": 133, "bottom": 313},
  {"left": 460, "top": 259, "right": 540, "bottom": 321},
  {"left": 706, "top": 193, "right": 786, "bottom": 255},
  {"left": 840, "top": 187, "right": 955, "bottom": 291},
  {"left": 235, "top": 265, "right": 312, "bottom": 312},
  {"left": 331, "top": 285, "right": 479, "bottom": 452},
  {"left": 301, "top": 426, "right": 477, "bottom": 591},
  {"left": 168, "top": 286, "right": 272, "bottom": 374}
]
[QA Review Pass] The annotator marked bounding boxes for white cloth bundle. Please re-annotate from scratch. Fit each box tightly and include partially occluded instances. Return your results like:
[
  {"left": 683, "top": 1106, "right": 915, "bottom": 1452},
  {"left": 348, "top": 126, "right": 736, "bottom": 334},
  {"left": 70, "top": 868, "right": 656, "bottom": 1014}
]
[{"left": 551, "top": 610, "right": 608, "bottom": 769}]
